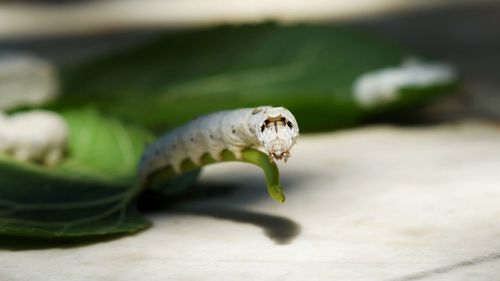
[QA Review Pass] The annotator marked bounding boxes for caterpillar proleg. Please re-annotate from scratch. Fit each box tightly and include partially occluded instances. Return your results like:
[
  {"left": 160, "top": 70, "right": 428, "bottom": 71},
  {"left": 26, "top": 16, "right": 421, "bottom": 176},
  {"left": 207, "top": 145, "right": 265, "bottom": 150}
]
[{"left": 138, "top": 106, "right": 299, "bottom": 201}]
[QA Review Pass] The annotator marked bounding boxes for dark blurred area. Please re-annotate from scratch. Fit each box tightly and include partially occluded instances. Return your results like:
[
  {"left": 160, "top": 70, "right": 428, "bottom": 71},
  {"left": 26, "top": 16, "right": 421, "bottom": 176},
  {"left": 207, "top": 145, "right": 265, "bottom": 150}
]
[{"left": 0, "top": 0, "right": 498, "bottom": 123}]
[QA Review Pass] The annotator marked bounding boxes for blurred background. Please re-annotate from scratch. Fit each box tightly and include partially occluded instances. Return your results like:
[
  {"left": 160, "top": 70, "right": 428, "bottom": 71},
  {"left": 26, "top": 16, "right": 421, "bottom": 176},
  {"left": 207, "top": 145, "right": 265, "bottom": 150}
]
[{"left": 0, "top": 0, "right": 498, "bottom": 124}]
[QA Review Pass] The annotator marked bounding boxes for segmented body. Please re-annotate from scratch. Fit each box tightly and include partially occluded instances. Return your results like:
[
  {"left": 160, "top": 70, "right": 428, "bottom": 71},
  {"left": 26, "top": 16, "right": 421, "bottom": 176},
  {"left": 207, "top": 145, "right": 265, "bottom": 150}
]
[{"left": 138, "top": 106, "right": 299, "bottom": 181}]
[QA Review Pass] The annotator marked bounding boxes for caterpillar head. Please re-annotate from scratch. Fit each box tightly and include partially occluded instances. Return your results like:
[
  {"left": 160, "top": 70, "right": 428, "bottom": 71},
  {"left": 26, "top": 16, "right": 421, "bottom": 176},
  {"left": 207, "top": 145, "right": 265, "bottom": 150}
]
[{"left": 255, "top": 107, "right": 299, "bottom": 162}]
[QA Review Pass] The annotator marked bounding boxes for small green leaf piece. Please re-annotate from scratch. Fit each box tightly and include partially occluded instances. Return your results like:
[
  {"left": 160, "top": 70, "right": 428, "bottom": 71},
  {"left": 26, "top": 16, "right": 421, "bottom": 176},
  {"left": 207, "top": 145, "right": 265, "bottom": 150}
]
[
  {"left": 144, "top": 149, "right": 284, "bottom": 203},
  {"left": 267, "top": 185, "right": 285, "bottom": 204}
]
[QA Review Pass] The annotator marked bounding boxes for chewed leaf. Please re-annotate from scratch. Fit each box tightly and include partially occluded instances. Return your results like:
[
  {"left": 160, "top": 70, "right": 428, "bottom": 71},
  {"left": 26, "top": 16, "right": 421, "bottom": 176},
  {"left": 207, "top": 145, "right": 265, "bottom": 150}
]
[
  {"left": 0, "top": 109, "right": 156, "bottom": 239},
  {"left": 236, "top": 150, "right": 284, "bottom": 203},
  {"left": 144, "top": 149, "right": 284, "bottom": 203},
  {"left": 267, "top": 185, "right": 285, "bottom": 204}
]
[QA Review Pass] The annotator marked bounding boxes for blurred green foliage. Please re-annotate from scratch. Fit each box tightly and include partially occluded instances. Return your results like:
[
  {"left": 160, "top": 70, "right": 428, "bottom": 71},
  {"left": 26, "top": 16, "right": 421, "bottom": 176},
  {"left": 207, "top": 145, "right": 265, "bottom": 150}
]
[{"left": 56, "top": 23, "right": 457, "bottom": 133}]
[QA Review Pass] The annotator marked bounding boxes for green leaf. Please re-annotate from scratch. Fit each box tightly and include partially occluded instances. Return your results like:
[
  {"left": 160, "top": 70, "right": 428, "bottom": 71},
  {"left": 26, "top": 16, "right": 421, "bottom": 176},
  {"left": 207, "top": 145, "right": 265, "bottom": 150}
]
[
  {"left": 58, "top": 23, "right": 457, "bottom": 133},
  {"left": 0, "top": 109, "right": 157, "bottom": 239},
  {"left": 57, "top": 108, "right": 154, "bottom": 182}
]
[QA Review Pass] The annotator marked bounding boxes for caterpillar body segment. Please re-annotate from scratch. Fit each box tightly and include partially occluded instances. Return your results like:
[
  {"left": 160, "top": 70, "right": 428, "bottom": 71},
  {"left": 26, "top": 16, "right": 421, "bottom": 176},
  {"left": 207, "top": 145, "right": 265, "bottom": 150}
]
[{"left": 138, "top": 106, "right": 299, "bottom": 200}]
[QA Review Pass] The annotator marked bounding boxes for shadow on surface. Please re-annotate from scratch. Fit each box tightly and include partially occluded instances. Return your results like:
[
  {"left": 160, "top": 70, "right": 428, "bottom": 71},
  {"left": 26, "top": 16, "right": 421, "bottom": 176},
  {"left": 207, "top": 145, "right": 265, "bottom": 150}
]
[
  {"left": 139, "top": 181, "right": 303, "bottom": 245},
  {"left": 174, "top": 207, "right": 301, "bottom": 245}
]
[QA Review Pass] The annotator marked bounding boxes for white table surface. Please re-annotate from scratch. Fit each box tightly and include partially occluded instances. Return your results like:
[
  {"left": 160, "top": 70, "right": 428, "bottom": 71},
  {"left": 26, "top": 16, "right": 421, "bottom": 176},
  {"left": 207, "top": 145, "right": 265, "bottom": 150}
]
[{"left": 1, "top": 121, "right": 499, "bottom": 281}]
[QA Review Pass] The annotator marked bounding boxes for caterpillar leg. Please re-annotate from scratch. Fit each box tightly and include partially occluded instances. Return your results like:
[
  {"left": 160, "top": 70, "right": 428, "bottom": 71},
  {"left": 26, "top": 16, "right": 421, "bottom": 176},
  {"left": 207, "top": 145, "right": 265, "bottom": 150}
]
[
  {"left": 171, "top": 161, "right": 183, "bottom": 174},
  {"left": 13, "top": 148, "right": 32, "bottom": 162},
  {"left": 230, "top": 148, "right": 243, "bottom": 160},
  {"left": 209, "top": 150, "right": 223, "bottom": 162},
  {"left": 44, "top": 149, "right": 62, "bottom": 167},
  {"left": 189, "top": 155, "right": 203, "bottom": 166}
]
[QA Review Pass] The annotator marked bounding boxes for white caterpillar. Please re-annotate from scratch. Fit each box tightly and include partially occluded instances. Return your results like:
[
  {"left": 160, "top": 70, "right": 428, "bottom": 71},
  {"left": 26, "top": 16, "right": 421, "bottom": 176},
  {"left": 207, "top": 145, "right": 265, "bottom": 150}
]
[
  {"left": 353, "top": 58, "right": 457, "bottom": 107},
  {"left": 138, "top": 106, "right": 299, "bottom": 181},
  {"left": 0, "top": 110, "right": 68, "bottom": 166}
]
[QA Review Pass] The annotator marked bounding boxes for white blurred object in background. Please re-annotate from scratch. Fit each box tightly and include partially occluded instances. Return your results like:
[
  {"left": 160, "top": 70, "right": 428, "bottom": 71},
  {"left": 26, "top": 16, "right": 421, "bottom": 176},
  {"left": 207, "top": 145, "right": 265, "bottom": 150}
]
[
  {"left": 353, "top": 59, "right": 457, "bottom": 107},
  {"left": 0, "top": 110, "right": 68, "bottom": 166}
]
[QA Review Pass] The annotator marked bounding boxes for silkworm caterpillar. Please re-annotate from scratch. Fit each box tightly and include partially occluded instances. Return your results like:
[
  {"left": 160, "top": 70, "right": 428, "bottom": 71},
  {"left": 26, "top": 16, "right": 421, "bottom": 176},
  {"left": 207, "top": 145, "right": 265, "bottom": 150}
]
[
  {"left": 138, "top": 106, "right": 299, "bottom": 193},
  {"left": 353, "top": 58, "right": 457, "bottom": 107},
  {"left": 0, "top": 110, "right": 68, "bottom": 166}
]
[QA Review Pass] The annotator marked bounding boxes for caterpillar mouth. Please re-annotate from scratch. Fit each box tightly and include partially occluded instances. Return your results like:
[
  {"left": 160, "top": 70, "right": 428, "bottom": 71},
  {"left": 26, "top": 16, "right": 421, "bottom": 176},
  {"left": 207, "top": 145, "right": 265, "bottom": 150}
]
[
  {"left": 269, "top": 150, "right": 290, "bottom": 162},
  {"left": 258, "top": 111, "right": 297, "bottom": 163}
]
